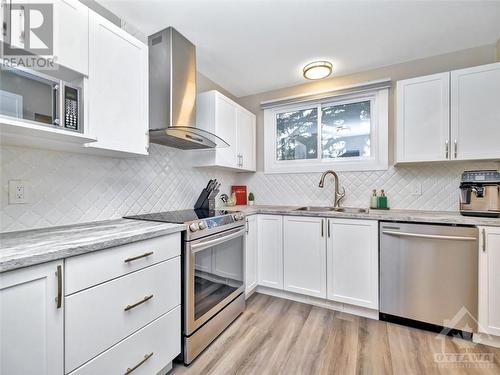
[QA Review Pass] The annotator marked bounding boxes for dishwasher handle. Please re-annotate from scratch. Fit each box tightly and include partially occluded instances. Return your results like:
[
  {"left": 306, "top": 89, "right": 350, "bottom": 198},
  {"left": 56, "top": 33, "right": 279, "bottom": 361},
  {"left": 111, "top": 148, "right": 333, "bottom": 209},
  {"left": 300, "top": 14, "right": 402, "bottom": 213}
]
[{"left": 382, "top": 230, "right": 477, "bottom": 241}]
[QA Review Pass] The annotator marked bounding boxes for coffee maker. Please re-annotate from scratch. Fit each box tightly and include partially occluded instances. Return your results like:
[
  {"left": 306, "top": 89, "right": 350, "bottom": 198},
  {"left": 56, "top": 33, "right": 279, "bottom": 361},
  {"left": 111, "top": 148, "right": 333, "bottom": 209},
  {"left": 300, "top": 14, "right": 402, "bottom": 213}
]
[{"left": 460, "top": 170, "right": 500, "bottom": 217}]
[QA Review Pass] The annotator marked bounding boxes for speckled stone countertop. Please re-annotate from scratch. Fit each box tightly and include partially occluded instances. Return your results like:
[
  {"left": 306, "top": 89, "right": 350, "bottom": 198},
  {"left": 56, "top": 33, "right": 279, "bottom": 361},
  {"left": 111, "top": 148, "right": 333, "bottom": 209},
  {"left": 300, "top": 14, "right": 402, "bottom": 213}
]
[
  {"left": 0, "top": 219, "right": 186, "bottom": 273},
  {"left": 224, "top": 205, "right": 500, "bottom": 227}
]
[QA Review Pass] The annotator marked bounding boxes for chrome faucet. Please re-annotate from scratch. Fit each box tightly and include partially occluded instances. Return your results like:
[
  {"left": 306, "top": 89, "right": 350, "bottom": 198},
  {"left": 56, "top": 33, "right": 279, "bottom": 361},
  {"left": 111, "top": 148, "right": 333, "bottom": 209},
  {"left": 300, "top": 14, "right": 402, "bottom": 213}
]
[{"left": 319, "top": 170, "right": 346, "bottom": 208}]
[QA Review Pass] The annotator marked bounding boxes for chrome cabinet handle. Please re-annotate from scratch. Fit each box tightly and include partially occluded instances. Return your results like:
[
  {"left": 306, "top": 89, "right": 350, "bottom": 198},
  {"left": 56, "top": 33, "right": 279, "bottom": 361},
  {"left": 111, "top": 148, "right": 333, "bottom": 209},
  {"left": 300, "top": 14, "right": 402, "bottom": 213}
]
[
  {"left": 124, "top": 294, "right": 153, "bottom": 311},
  {"left": 445, "top": 140, "right": 449, "bottom": 159},
  {"left": 321, "top": 219, "right": 324, "bottom": 237},
  {"left": 19, "top": 5, "right": 25, "bottom": 44},
  {"left": 55, "top": 265, "right": 62, "bottom": 309},
  {"left": 124, "top": 251, "right": 154, "bottom": 263},
  {"left": 327, "top": 219, "right": 331, "bottom": 238},
  {"left": 246, "top": 219, "right": 249, "bottom": 234},
  {"left": 124, "top": 352, "right": 154, "bottom": 374},
  {"left": 482, "top": 229, "right": 486, "bottom": 252},
  {"left": 454, "top": 140, "right": 457, "bottom": 159}
]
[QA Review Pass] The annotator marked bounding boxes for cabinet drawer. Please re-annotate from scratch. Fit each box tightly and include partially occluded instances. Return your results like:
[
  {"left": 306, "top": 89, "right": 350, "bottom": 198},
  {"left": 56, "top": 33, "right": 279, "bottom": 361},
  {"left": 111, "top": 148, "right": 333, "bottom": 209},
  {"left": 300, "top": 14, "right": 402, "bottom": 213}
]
[
  {"left": 65, "top": 258, "right": 180, "bottom": 373},
  {"left": 68, "top": 306, "right": 181, "bottom": 375},
  {"left": 65, "top": 233, "right": 180, "bottom": 294}
]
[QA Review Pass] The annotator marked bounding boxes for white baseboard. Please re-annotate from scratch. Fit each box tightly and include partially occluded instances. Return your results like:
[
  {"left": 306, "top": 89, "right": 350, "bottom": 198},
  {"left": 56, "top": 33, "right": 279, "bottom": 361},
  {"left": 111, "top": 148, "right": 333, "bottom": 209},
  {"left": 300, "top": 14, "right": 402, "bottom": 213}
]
[
  {"left": 255, "top": 286, "right": 379, "bottom": 320},
  {"left": 245, "top": 286, "right": 257, "bottom": 300},
  {"left": 473, "top": 333, "right": 500, "bottom": 349}
]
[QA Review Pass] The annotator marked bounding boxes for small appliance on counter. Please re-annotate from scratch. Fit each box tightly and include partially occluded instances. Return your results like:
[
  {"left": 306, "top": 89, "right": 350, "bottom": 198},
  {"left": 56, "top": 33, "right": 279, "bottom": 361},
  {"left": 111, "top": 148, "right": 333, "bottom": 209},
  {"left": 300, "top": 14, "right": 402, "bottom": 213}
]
[{"left": 459, "top": 170, "right": 500, "bottom": 218}]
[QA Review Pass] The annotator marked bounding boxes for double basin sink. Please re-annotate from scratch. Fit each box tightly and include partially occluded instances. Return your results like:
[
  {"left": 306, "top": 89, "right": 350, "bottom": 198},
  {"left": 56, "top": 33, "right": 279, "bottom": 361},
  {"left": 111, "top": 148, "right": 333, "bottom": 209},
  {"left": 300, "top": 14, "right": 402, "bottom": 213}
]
[{"left": 295, "top": 206, "right": 369, "bottom": 213}]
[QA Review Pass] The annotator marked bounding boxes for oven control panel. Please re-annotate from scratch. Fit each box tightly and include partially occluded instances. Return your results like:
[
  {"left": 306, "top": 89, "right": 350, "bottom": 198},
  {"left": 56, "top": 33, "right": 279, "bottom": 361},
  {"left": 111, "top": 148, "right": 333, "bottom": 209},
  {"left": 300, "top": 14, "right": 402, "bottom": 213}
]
[{"left": 189, "top": 213, "right": 245, "bottom": 232}]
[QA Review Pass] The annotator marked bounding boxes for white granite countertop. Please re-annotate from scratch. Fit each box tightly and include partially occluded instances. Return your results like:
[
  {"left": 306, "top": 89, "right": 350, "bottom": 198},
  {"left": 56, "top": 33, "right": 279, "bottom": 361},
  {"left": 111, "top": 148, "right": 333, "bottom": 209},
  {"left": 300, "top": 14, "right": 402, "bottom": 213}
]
[
  {"left": 0, "top": 219, "right": 186, "bottom": 273},
  {"left": 225, "top": 205, "right": 500, "bottom": 227}
]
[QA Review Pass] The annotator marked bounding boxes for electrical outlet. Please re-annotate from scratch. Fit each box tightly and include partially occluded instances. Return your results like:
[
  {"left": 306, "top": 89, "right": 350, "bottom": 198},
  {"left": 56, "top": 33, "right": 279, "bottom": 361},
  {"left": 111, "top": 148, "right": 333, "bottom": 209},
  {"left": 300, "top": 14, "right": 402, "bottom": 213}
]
[
  {"left": 410, "top": 182, "right": 422, "bottom": 196},
  {"left": 8, "top": 180, "right": 29, "bottom": 204}
]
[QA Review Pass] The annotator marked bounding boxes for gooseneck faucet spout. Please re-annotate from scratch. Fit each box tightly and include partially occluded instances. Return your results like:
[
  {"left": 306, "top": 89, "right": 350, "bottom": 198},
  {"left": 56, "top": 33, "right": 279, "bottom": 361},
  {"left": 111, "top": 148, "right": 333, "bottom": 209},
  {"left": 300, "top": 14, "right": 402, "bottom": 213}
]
[{"left": 319, "top": 170, "right": 346, "bottom": 208}]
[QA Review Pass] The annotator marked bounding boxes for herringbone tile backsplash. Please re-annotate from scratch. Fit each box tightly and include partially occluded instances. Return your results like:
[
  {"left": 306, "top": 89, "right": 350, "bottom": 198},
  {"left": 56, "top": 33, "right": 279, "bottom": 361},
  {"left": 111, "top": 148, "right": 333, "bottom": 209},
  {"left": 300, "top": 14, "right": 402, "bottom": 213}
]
[{"left": 1, "top": 144, "right": 498, "bottom": 232}]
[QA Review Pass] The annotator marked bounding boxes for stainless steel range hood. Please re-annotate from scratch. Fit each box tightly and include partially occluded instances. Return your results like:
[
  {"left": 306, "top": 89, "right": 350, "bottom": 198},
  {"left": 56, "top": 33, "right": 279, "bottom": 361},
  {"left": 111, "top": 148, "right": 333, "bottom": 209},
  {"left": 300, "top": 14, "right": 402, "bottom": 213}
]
[{"left": 148, "top": 27, "right": 228, "bottom": 149}]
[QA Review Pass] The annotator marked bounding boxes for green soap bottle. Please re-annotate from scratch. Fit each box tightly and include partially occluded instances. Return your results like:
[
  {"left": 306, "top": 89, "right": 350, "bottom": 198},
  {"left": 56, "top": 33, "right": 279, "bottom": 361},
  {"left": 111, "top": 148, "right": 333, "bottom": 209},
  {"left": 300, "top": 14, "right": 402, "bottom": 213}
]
[{"left": 378, "top": 189, "right": 388, "bottom": 209}]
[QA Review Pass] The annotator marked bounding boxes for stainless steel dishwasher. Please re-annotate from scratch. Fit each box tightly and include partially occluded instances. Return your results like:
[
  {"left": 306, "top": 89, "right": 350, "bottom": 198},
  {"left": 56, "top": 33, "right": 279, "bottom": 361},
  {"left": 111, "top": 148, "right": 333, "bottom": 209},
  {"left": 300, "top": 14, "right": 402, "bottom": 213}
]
[{"left": 379, "top": 222, "right": 478, "bottom": 334}]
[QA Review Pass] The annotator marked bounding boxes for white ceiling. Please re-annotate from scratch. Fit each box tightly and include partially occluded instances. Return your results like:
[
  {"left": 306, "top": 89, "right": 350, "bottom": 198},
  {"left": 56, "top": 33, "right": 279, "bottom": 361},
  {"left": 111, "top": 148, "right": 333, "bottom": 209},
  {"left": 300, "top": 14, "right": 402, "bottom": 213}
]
[{"left": 99, "top": 0, "right": 500, "bottom": 97}]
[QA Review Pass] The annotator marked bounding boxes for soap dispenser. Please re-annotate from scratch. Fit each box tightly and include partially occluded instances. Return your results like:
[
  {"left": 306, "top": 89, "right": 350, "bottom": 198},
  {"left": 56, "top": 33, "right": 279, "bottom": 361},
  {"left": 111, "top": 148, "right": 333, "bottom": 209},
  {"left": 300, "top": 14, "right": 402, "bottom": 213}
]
[
  {"left": 378, "top": 189, "right": 388, "bottom": 209},
  {"left": 370, "top": 190, "right": 378, "bottom": 209}
]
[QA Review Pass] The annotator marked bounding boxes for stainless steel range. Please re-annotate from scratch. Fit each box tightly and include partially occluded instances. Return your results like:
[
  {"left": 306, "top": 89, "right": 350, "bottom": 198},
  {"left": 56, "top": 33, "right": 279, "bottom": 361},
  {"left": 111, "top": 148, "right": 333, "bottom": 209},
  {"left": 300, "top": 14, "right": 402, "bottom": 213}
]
[{"left": 125, "top": 209, "right": 246, "bottom": 364}]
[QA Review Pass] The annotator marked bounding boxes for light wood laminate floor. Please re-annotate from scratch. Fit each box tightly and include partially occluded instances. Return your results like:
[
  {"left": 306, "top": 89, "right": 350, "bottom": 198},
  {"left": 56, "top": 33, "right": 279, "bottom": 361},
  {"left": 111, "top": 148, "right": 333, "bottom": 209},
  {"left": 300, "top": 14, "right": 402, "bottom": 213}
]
[{"left": 172, "top": 293, "right": 500, "bottom": 375}]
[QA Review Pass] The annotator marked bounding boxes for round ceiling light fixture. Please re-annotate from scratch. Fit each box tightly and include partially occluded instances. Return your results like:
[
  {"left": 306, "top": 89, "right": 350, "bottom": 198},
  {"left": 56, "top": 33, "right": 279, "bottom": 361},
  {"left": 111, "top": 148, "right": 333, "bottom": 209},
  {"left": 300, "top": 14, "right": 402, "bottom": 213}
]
[{"left": 303, "top": 60, "right": 333, "bottom": 80}]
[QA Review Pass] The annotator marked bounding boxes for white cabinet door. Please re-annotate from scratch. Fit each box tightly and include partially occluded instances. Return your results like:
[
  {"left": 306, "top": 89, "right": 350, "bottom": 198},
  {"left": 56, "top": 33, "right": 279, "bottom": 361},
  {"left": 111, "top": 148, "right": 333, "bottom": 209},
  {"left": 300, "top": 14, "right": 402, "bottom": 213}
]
[
  {"left": 0, "top": 261, "right": 63, "bottom": 375},
  {"left": 53, "top": 0, "right": 89, "bottom": 75},
  {"left": 283, "top": 216, "right": 326, "bottom": 298},
  {"left": 396, "top": 72, "right": 450, "bottom": 162},
  {"left": 451, "top": 63, "right": 500, "bottom": 160},
  {"left": 86, "top": 10, "right": 148, "bottom": 156},
  {"left": 478, "top": 226, "right": 500, "bottom": 336},
  {"left": 236, "top": 108, "right": 256, "bottom": 171},
  {"left": 215, "top": 95, "right": 238, "bottom": 167},
  {"left": 257, "top": 215, "right": 283, "bottom": 289},
  {"left": 327, "top": 219, "right": 378, "bottom": 309},
  {"left": 245, "top": 215, "right": 258, "bottom": 297}
]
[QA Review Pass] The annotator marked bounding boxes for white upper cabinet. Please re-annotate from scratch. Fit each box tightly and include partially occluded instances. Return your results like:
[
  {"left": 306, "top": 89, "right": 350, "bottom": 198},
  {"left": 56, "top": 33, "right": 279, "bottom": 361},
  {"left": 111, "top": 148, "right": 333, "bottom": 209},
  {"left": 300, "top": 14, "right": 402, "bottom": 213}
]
[
  {"left": 396, "top": 62, "right": 500, "bottom": 163},
  {"left": 327, "top": 219, "right": 378, "bottom": 310},
  {"left": 257, "top": 215, "right": 283, "bottom": 289},
  {"left": 52, "top": 0, "right": 89, "bottom": 75},
  {"left": 196, "top": 90, "right": 256, "bottom": 172},
  {"left": 85, "top": 10, "right": 148, "bottom": 156},
  {"left": 236, "top": 107, "right": 256, "bottom": 171},
  {"left": 283, "top": 216, "right": 326, "bottom": 298},
  {"left": 396, "top": 72, "right": 450, "bottom": 162},
  {"left": 245, "top": 215, "right": 258, "bottom": 297},
  {"left": 0, "top": 261, "right": 64, "bottom": 375},
  {"left": 478, "top": 226, "right": 500, "bottom": 337},
  {"left": 451, "top": 63, "right": 500, "bottom": 161}
]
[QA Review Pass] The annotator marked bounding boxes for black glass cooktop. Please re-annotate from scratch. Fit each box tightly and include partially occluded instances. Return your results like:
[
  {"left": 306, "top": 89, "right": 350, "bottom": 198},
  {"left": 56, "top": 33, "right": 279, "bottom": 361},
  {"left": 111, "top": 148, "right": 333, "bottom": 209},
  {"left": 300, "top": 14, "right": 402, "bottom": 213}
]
[{"left": 124, "top": 209, "right": 231, "bottom": 224}]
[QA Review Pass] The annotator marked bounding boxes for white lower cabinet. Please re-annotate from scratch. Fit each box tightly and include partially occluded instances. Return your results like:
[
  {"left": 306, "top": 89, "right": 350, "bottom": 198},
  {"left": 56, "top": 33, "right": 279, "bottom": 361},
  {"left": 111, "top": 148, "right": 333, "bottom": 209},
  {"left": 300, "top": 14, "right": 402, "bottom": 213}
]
[
  {"left": 245, "top": 215, "right": 258, "bottom": 297},
  {"left": 327, "top": 219, "right": 379, "bottom": 309},
  {"left": 68, "top": 306, "right": 180, "bottom": 375},
  {"left": 283, "top": 216, "right": 327, "bottom": 298},
  {"left": 478, "top": 226, "right": 500, "bottom": 336},
  {"left": 0, "top": 261, "right": 64, "bottom": 375},
  {"left": 65, "top": 258, "right": 180, "bottom": 373},
  {"left": 257, "top": 215, "right": 283, "bottom": 289}
]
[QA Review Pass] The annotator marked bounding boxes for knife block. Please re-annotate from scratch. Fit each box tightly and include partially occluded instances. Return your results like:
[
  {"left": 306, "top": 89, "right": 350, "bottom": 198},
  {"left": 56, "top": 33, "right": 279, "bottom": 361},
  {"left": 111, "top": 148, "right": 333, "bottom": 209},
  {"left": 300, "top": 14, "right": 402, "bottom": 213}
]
[{"left": 194, "top": 189, "right": 216, "bottom": 210}]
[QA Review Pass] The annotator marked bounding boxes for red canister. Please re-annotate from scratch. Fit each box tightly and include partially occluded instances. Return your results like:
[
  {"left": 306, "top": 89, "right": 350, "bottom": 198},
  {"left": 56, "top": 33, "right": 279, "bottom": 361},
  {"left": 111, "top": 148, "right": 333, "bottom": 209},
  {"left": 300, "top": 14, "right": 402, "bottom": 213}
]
[{"left": 231, "top": 185, "right": 247, "bottom": 205}]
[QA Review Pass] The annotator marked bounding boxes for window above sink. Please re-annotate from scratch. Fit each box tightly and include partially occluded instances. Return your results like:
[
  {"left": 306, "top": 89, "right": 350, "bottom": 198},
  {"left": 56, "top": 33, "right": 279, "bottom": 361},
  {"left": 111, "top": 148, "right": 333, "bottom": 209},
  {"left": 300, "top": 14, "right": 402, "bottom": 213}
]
[{"left": 263, "top": 83, "right": 389, "bottom": 174}]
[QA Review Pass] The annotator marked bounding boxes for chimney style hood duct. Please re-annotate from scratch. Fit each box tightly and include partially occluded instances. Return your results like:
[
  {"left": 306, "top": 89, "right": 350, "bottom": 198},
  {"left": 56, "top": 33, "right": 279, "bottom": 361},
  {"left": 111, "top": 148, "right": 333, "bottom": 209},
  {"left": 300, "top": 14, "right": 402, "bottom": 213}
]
[{"left": 148, "top": 27, "right": 228, "bottom": 149}]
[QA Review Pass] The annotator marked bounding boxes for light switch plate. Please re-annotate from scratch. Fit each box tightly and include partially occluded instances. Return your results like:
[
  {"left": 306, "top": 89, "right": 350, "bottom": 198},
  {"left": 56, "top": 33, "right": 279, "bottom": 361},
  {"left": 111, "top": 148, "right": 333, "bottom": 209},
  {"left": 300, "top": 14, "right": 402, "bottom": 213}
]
[{"left": 8, "top": 180, "right": 29, "bottom": 204}]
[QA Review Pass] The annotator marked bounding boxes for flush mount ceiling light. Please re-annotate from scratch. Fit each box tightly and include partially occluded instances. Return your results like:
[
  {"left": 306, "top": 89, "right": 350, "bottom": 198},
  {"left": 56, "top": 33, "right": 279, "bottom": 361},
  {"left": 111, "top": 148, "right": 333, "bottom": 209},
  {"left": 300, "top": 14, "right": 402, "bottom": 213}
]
[{"left": 303, "top": 60, "right": 333, "bottom": 80}]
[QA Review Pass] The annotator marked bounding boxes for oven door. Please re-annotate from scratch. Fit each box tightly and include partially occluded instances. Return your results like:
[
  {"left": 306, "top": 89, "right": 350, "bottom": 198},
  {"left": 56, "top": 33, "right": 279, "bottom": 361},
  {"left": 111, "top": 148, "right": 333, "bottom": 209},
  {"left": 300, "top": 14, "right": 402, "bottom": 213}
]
[{"left": 185, "top": 226, "right": 245, "bottom": 335}]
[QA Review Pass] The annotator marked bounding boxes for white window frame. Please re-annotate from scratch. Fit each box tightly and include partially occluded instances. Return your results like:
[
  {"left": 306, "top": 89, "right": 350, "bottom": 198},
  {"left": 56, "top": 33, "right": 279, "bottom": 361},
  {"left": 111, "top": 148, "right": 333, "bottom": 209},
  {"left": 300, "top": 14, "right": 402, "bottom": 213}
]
[{"left": 264, "top": 88, "right": 388, "bottom": 174}]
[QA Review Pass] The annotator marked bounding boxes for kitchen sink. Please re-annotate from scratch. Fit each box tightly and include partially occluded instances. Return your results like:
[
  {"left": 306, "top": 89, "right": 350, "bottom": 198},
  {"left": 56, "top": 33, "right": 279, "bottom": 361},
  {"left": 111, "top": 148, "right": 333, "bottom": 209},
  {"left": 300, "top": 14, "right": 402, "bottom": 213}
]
[{"left": 295, "top": 206, "right": 368, "bottom": 213}]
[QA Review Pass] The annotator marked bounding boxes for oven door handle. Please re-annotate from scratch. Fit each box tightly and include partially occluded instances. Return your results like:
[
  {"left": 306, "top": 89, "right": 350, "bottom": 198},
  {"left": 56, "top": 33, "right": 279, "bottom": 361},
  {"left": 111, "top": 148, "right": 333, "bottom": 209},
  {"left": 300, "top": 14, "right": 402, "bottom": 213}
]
[{"left": 190, "top": 227, "right": 246, "bottom": 253}]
